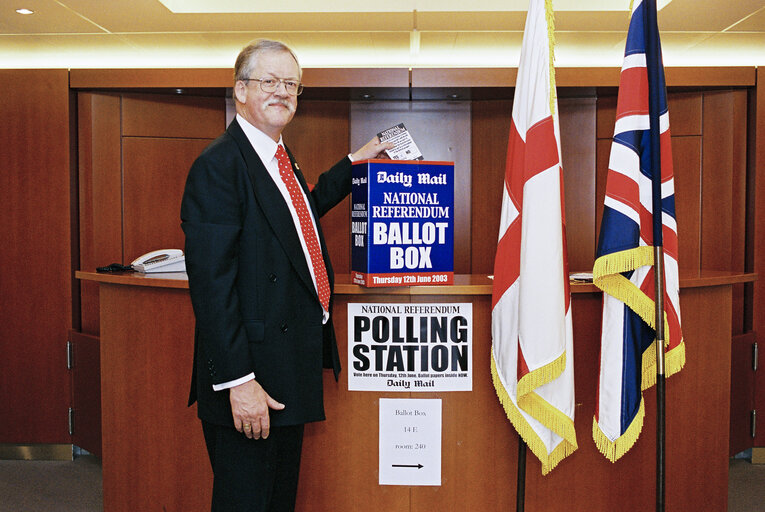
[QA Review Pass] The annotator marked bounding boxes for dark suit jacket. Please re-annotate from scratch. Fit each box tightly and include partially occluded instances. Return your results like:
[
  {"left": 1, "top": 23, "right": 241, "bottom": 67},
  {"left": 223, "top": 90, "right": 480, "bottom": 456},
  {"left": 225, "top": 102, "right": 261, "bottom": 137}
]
[{"left": 181, "top": 119, "right": 347, "bottom": 428}]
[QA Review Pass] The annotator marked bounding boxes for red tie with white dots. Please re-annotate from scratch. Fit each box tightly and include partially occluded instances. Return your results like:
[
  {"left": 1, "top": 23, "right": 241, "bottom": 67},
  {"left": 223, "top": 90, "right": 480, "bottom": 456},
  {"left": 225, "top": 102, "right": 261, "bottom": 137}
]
[{"left": 275, "top": 144, "right": 330, "bottom": 311}]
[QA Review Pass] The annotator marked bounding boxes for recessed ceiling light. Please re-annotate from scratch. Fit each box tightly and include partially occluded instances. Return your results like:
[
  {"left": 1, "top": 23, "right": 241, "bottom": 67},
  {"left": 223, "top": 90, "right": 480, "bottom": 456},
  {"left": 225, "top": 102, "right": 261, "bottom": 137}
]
[{"left": 16, "top": 8, "right": 35, "bottom": 15}]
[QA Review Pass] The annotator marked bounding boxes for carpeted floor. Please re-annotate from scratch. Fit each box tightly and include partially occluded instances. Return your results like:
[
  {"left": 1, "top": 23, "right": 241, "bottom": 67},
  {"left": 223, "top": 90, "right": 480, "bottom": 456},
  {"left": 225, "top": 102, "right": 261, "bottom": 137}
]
[
  {"left": 0, "top": 455, "right": 763, "bottom": 511},
  {"left": 0, "top": 454, "right": 102, "bottom": 512},
  {"left": 728, "top": 458, "right": 765, "bottom": 512}
]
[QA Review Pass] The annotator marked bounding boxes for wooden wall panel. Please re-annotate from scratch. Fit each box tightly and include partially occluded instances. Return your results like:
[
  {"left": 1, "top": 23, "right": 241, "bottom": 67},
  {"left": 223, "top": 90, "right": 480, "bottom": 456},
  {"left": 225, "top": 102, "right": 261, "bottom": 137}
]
[
  {"left": 701, "top": 91, "right": 735, "bottom": 271},
  {"left": 595, "top": 139, "right": 610, "bottom": 244},
  {"left": 69, "top": 330, "right": 102, "bottom": 458},
  {"left": 411, "top": 67, "right": 755, "bottom": 89},
  {"left": 0, "top": 70, "right": 72, "bottom": 443},
  {"left": 730, "top": 90, "right": 749, "bottom": 335},
  {"left": 122, "top": 137, "right": 212, "bottom": 262},
  {"left": 122, "top": 94, "right": 224, "bottom": 139},
  {"left": 69, "top": 67, "right": 755, "bottom": 91},
  {"left": 454, "top": 129, "right": 472, "bottom": 274},
  {"left": 595, "top": 95, "right": 617, "bottom": 140},
  {"left": 697, "top": 89, "right": 750, "bottom": 338},
  {"left": 78, "top": 92, "right": 224, "bottom": 331},
  {"left": 78, "top": 93, "right": 123, "bottom": 335},
  {"left": 754, "top": 68, "right": 765, "bottom": 447},
  {"left": 283, "top": 100, "right": 352, "bottom": 274},
  {"left": 470, "top": 99, "right": 512, "bottom": 274},
  {"left": 667, "top": 287, "right": 732, "bottom": 510},
  {"left": 559, "top": 98, "right": 597, "bottom": 272},
  {"left": 413, "top": 68, "right": 517, "bottom": 88},
  {"left": 70, "top": 68, "right": 232, "bottom": 89},
  {"left": 595, "top": 95, "right": 616, "bottom": 252},
  {"left": 99, "top": 285, "right": 211, "bottom": 512},
  {"left": 730, "top": 332, "right": 756, "bottom": 455},
  {"left": 667, "top": 92, "right": 702, "bottom": 136},
  {"left": 302, "top": 68, "right": 410, "bottom": 88},
  {"left": 672, "top": 136, "right": 703, "bottom": 274}
]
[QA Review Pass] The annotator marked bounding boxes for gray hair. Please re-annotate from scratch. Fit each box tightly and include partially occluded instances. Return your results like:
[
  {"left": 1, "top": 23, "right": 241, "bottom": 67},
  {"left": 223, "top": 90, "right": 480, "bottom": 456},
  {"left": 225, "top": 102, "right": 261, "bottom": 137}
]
[{"left": 234, "top": 39, "right": 302, "bottom": 83}]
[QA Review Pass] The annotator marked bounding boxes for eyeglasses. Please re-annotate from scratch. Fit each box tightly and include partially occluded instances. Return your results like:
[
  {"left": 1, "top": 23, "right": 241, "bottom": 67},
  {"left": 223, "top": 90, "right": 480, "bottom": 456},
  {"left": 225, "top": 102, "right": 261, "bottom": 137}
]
[{"left": 242, "top": 77, "right": 304, "bottom": 96}]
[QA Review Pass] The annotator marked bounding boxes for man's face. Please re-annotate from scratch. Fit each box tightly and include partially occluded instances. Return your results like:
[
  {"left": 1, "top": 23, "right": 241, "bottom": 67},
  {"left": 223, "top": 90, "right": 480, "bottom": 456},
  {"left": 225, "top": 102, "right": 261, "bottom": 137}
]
[{"left": 235, "top": 50, "right": 299, "bottom": 141}]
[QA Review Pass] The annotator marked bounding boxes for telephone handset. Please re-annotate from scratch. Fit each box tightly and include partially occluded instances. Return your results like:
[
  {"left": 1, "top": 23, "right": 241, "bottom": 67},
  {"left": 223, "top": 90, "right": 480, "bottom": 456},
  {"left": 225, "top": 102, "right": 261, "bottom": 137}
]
[{"left": 131, "top": 249, "right": 186, "bottom": 273}]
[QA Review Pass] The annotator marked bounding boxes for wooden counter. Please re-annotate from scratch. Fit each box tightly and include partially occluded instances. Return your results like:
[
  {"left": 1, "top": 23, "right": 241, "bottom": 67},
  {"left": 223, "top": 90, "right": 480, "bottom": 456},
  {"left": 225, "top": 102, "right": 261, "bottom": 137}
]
[
  {"left": 77, "top": 270, "right": 756, "bottom": 512},
  {"left": 78, "top": 269, "right": 756, "bottom": 292}
]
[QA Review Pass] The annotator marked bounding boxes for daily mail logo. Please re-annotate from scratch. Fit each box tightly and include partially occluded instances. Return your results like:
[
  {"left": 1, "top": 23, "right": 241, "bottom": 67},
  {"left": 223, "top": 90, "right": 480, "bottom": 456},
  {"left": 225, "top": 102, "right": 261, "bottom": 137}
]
[{"left": 351, "top": 160, "right": 454, "bottom": 287}]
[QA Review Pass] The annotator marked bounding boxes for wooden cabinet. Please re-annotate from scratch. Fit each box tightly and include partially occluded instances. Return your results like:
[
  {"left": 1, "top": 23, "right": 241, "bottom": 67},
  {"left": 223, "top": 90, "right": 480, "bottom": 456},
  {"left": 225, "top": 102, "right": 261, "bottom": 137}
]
[{"left": 0, "top": 70, "right": 73, "bottom": 445}]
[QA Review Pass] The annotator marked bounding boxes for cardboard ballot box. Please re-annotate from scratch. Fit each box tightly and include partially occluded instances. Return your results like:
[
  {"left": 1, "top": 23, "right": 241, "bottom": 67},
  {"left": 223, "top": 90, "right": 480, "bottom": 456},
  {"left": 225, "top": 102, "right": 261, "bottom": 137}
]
[{"left": 351, "top": 159, "right": 454, "bottom": 287}]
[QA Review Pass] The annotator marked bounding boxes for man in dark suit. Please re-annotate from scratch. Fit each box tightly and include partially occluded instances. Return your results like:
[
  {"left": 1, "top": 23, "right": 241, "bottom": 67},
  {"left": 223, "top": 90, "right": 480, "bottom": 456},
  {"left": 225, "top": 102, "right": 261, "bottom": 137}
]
[{"left": 180, "top": 39, "right": 391, "bottom": 512}]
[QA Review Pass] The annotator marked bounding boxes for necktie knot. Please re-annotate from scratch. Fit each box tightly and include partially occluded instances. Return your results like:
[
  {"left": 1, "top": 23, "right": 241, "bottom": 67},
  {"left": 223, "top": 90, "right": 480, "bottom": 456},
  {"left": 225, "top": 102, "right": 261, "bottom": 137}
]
[{"left": 276, "top": 144, "right": 288, "bottom": 161}]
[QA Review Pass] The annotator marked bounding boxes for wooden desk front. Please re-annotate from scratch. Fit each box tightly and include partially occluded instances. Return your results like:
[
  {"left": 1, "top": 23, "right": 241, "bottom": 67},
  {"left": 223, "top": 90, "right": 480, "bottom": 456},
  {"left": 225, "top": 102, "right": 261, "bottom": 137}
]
[{"left": 77, "top": 271, "right": 754, "bottom": 512}]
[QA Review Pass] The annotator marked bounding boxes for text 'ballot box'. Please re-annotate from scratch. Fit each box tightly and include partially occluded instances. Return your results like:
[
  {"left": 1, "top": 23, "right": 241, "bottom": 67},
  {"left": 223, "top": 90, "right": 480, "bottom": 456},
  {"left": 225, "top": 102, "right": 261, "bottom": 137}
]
[{"left": 351, "top": 159, "right": 454, "bottom": 287}]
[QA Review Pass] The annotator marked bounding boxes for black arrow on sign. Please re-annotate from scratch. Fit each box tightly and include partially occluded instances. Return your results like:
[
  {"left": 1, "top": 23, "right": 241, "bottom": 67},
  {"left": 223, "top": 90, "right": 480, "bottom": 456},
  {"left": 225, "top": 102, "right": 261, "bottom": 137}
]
[{"left": 392, "top": 464, "right": 423, "bottom": 469}]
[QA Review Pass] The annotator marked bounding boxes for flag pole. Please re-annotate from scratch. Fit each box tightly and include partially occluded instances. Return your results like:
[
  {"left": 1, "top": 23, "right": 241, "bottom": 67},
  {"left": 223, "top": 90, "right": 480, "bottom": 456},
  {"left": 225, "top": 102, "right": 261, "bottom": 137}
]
[
  {"left": 516, "top": 436, "right": 526, "bottom": 512},
  {"left": 653, "top": 246, "right": 666, "bottom": 512},
  {"left": 643, "top": 1, "right": 666, "bottom": 510}
]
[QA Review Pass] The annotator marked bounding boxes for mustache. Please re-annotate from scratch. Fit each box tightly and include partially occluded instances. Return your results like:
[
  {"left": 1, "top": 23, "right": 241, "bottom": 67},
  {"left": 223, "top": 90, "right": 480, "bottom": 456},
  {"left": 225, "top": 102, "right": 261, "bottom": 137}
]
[{"left": 263, "top": 99, "right": 295, "bottom": 114}]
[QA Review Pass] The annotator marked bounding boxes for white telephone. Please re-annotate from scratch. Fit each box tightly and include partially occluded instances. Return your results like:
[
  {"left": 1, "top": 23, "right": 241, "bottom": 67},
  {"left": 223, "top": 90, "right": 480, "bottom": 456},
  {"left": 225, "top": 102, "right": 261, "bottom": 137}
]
[{"left": 131, "top": 249, "right": 186, "bottom": 273}]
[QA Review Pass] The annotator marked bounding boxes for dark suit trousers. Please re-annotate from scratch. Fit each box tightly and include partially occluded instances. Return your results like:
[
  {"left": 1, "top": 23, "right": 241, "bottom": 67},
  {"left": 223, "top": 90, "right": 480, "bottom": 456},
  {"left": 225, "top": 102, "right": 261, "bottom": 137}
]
[{"left": 202, "top": 421, "right": 305, "bottom": 512}]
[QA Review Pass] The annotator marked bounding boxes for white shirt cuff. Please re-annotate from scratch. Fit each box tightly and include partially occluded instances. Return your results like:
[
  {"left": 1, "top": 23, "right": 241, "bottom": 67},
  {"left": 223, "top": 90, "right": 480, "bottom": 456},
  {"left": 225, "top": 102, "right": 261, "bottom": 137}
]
[{"left": 212, "top": 372, "right": 255, "bottom": 391}]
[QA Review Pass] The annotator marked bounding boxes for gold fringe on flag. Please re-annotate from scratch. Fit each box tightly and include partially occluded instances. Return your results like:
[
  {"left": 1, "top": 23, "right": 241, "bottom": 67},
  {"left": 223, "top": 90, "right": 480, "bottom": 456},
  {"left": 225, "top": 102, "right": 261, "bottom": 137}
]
[
  {"left": 593, "top": 245, "right": 686, "bottom": 365},
  {"left": 592, "top": 399, "right": 646, "bottom": 463},
  {"left": 544, "top": 0, "right": 557, "bottom": 116},
  {"left": 516, "top": 350, "right": 566, "bottom": 398},
  {"left": 591, "top": 245, "right": 687, "bottom": 460},
  {"left": 491, "top": 353, "right": 578, "bottom": 475},
  {"left": 593, "top": 246, "right": 664, "bottom": 342},
  {"left": 592, "top": 341, "right": 686, "bottom": 462},
  {"left": 642, "top": 339, "right": 687, "bottom": 389}
]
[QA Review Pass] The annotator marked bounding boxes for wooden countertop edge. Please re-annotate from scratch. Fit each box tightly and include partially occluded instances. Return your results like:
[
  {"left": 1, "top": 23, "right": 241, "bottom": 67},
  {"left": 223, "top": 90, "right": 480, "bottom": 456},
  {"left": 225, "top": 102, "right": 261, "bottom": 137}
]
[
  {"left": 76, "top": 270, "right": 190, "bottom": 289},
  {"left": 76, "top": 271, "right": 757, "bottom": 294}
]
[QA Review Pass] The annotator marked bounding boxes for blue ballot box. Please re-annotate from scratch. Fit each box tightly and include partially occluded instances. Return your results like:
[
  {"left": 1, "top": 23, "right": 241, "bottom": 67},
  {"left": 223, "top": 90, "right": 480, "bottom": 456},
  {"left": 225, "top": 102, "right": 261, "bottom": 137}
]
[{"left": 351, "top": 159, "right": 454, "bottom": 287}]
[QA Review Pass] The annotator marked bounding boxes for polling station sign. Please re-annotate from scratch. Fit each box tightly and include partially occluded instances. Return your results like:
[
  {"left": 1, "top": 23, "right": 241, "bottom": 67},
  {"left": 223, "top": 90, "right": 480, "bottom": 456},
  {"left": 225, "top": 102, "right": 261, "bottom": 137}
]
[
  {"left": 347, "top": 303, "right": 472, "bottom": 392},
  {"left": 351, "top": 159, "right": 454, "bottom": 287}
]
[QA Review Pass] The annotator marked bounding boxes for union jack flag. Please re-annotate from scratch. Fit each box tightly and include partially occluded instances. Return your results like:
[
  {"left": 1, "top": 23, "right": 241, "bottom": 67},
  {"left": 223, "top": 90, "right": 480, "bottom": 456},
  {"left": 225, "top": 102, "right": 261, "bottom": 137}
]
[
  {"left": 592, "top": 0, "right": 685, "bottom": 462},
  {"left": 491, "top": 0, "right": 577, "bottom": 475}
]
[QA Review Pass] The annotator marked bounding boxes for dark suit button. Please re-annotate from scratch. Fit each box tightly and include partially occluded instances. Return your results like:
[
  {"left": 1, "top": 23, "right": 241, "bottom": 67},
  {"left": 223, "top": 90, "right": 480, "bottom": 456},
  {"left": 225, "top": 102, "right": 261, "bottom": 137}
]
[
  {"left": 280, "top": 322, "right": 288, "bottom": 333},
  {"left": 268, "top": 273, "right": 277, "bottom": 283}
]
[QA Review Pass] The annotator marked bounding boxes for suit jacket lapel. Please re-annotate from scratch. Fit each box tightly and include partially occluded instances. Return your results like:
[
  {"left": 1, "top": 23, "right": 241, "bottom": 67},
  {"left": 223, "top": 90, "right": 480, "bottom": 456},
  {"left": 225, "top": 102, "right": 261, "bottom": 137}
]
[{"left": 227, "top": 120, "right": 318, "bottom": 300}]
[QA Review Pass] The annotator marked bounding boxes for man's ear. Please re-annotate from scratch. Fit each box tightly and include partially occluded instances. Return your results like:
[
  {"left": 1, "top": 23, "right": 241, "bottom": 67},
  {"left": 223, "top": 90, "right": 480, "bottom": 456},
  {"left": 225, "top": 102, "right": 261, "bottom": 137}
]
[{"left": 234, "top": 81, "right": 247, "bottom": 104}]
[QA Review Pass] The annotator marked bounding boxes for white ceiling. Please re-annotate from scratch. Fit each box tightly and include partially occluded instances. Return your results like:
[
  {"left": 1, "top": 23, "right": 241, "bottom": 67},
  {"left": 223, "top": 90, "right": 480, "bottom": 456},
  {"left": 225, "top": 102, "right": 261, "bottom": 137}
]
[{"left": 0, "top": 0, "right": 763, "bottom": 69}]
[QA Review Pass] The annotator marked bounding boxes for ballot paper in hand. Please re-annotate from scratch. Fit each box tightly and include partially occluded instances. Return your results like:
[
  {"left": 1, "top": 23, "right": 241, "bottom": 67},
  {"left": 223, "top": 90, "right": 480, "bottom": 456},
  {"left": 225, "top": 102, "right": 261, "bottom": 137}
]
[{"left": 377, "top": 123, "right": 424, "bottom": 161}]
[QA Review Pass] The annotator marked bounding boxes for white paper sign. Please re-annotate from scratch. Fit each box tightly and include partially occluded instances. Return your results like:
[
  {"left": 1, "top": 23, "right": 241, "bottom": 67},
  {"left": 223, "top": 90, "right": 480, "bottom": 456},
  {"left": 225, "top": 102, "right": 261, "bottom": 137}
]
[
  {"left": 347, "top": 303, "right": 473, "bottom": 392},
  {"left": 379, "top": 398, "right": 441, "bottom": 486}
]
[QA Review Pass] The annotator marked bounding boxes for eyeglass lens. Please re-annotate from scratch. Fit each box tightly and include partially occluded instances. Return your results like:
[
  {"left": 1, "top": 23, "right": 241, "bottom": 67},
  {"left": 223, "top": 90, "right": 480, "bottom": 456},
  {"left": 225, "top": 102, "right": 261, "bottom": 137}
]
[{"left": 257, "top": 78, "right": 302, "bottom": 95}]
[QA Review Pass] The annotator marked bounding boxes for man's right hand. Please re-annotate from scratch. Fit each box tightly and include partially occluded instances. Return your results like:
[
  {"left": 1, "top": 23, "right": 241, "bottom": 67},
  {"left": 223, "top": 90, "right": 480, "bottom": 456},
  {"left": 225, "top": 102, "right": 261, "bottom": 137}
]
[
  {"left": 351, "top": 136, "right": 394, "bottom": 162},
  {"left": 229, "top": 379, "right": 285, "bottom": 439}
]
